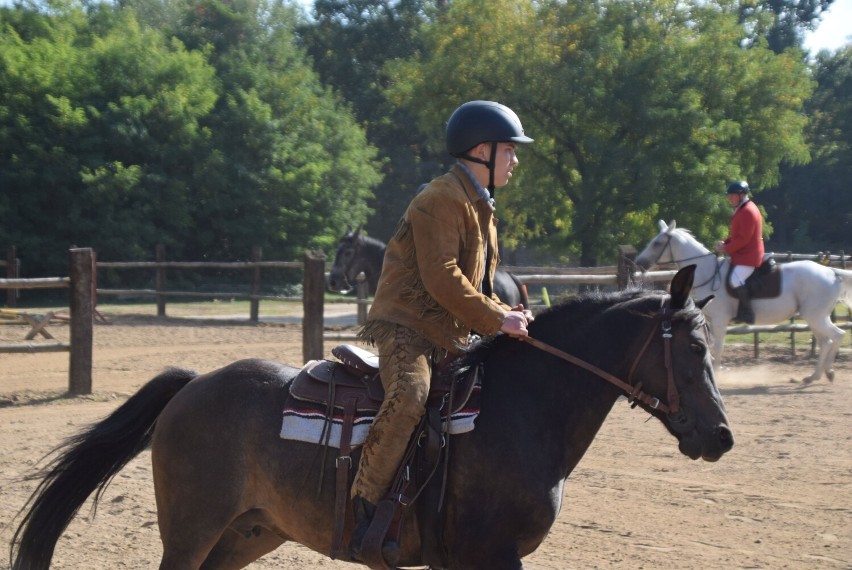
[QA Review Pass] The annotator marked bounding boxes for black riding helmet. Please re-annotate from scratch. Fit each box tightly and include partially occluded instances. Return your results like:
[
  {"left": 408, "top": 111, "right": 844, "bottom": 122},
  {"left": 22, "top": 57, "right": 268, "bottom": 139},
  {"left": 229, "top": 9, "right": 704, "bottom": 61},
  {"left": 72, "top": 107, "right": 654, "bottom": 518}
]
[
  {"left": 727, "top": 180, "right": 749, "bottom": 194},
  {"left": 446, "top": 101, "right": 533, "bottom": 194}
]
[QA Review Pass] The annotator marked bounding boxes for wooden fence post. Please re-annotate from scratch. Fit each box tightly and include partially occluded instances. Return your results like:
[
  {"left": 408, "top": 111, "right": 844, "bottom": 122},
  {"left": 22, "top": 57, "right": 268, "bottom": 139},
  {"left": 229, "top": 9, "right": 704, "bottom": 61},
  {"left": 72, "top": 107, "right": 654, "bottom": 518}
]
[
  {"left": 6, "top": 246, "right": 17, "bottom": 307},
  {"left": 616, "top": 245, "right": 637, "bottom": 290},
  {"left": 156, "top": 244, "right": 166, "bottom": 317},
  {"left": 250, "top": 246, "right": 262, "bottom": 322},
  {"left": 69, "top": 248, "right": 94, "bottom": 395},
  {"left": 302, "top": 250, "right": 326, "bottom": 363}
]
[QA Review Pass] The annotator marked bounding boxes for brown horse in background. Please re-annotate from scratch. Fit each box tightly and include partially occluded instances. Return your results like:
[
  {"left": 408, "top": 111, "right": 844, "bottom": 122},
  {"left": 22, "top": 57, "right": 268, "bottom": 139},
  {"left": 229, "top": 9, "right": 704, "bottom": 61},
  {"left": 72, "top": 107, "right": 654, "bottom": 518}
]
[{"left": 10, "top": 265, "right": 732, "bottom": 569}]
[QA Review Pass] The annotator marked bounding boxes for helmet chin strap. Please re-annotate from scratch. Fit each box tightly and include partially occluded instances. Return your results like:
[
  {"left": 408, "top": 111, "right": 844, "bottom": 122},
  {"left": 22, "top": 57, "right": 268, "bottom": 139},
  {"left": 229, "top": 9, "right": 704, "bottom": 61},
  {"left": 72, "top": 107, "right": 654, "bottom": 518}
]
[{"left": 459, "top": 143, "right": 499, "bottom": 196}]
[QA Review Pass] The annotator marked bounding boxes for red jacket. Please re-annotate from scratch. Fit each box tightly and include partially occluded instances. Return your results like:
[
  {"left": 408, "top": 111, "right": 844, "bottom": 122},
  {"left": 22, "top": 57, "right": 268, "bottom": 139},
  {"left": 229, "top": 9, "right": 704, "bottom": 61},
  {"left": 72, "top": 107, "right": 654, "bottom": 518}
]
[{"left": 723, "top": 199, "right": 764, "bottom": 267}]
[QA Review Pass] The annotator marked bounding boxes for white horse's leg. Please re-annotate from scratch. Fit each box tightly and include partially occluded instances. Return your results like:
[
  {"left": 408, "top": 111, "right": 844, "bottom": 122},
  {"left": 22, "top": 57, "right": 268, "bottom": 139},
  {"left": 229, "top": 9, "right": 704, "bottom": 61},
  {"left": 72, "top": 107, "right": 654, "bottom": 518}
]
[
  {"left": 803, "top": 319, "right": 845, "bottom": 383},
  {"left": 710, "top": 320, "right": 728, "bottom": 373}
]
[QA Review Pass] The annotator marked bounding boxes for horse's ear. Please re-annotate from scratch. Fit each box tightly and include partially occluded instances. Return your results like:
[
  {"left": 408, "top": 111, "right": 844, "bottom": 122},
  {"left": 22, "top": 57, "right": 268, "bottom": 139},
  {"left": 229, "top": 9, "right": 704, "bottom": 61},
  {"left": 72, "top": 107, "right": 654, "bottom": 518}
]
[
  {"left": 354, "top": 224, "right": 363, "bottom": 237},
  {"left": 695, "top": 294, "right": 714, "bottom": 310},
  {"left": 669, "top": 220, "right": 676, "bottom": 231},
  {"left": 658, "top": 220, "right": 668, "bottom": 232},
  {"left": 669, "top": 264, "right": 696, "bottom": 309}
]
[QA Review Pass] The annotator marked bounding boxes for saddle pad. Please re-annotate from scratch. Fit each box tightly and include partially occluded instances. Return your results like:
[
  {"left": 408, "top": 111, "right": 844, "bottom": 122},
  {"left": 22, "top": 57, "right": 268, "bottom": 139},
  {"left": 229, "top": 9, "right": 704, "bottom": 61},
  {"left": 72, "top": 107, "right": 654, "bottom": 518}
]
[{"left": 280, "top": 385, "right": 481, "bottom": 448}]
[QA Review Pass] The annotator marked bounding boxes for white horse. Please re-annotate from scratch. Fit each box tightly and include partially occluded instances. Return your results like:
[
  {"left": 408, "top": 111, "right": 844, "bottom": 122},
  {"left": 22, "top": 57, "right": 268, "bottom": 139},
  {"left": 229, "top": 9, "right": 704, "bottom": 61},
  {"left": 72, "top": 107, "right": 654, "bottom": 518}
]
[{"left": 635, "top": 220, "right": 852, "bottom": 383}]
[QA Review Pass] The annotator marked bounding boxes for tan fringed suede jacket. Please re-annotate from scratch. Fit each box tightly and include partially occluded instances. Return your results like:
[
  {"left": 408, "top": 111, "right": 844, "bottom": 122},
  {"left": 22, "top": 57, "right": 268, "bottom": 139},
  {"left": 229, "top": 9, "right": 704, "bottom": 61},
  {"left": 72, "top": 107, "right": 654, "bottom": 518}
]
[{"left": 360, "top": 164, "right": 511, "bottom": 353}]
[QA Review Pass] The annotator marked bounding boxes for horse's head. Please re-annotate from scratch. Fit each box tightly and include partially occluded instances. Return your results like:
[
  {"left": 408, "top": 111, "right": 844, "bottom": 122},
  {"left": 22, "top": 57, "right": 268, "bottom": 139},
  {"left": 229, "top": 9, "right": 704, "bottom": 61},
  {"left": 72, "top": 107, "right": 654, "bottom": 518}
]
[
  {"left": 327, "top": 226, "right": 364, "bottom": 294},
  {"left": 625, "top": 265, "right": 731, "bottom": 461},
  {"left": 634, "top": 220, "right": 678, "bottom": 270},
  {"left": 635, "top": 220, "right": 714, "bottom": 272}
]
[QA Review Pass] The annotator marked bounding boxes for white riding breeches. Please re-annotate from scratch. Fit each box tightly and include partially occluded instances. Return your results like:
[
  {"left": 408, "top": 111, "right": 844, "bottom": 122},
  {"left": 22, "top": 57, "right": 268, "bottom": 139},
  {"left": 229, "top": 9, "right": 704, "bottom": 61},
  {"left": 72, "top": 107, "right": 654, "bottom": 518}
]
[{"left": 729, "top": 265, "right": 755, "bottom": 288}]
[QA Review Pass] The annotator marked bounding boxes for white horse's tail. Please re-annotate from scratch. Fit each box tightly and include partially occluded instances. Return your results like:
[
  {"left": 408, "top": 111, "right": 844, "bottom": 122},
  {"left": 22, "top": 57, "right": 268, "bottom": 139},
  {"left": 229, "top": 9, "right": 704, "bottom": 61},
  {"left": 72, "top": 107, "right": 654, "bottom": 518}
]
[{"left": 834, "top": 268, "right": 852, "bottom": 309}]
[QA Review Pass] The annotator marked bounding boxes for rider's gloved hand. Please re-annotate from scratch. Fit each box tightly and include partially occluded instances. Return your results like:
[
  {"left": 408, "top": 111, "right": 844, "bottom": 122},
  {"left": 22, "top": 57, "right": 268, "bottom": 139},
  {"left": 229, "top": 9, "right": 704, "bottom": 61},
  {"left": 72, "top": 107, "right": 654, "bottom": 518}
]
[
  {"left": 513, "top": 304, "right": 534, "bottom": 323},
  {"left": 500, "top": 310, "right": 529, "bottom": 337}
]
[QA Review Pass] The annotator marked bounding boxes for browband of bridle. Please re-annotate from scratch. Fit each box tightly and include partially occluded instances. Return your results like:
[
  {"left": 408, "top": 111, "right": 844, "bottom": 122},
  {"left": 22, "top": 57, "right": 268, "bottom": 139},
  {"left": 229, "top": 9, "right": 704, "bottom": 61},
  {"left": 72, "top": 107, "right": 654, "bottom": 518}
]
[{"left": 519, "top": 298, "right": 679, "bottom": 415}]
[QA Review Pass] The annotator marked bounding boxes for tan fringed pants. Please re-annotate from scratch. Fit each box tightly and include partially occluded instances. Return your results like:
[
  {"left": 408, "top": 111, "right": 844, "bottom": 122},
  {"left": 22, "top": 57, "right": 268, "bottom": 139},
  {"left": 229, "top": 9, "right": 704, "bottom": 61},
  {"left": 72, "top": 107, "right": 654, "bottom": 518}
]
[{"left": 350, "top": 324, "right": 435, "bottom": 504}]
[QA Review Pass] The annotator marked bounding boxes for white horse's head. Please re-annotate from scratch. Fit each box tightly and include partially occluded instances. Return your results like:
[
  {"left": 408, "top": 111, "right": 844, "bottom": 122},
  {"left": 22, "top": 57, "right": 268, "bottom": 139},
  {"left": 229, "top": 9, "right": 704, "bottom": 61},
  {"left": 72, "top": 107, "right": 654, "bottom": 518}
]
[
  {"left": 635, "top": 220, "right": 676, "bottom": 270},
  {"left": 635, "top": 220, "right": 711, "bottom": 270}
]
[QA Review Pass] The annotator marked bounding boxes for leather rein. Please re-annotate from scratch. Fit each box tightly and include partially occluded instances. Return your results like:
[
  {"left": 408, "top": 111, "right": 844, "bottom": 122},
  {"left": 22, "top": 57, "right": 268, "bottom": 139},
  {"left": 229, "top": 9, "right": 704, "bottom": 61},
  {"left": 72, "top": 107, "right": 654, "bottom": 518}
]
[{"left": 519, "top": 298, "right": 680, "bottom": 415}]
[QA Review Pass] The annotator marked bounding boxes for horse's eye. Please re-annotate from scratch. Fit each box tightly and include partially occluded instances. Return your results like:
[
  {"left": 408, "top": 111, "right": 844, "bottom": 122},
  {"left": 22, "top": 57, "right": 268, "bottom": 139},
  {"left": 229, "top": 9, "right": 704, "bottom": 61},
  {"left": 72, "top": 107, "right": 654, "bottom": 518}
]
[{"left": 690, "top": 343, "right": 704, "bottom": 355}]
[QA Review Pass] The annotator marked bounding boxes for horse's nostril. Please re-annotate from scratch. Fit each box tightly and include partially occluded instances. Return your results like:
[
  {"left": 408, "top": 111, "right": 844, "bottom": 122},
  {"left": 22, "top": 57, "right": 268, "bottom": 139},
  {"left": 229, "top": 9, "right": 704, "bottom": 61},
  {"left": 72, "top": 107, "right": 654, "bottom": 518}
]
[{"left": 717, "top": 425, "right": 734, "bottom": 451}]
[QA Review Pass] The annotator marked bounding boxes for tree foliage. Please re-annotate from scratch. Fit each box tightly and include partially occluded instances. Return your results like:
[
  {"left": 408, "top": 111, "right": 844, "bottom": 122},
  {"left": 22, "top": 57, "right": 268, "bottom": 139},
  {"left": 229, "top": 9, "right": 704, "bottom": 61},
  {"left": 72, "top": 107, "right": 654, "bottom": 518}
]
[
  {"left": 736, "top": 0, "right": 835, "bottom": 54},
  {"left": 0, "top": 0, "right": 381, "bottom": 276},
  {"left": 299, "top": 0, "right": 442, "bottom": 242},
  {"left": 762, "top": 46, "right": 852, "bottom": 250},
  {"left": 385, "top": 0, "right": 812, "bottom": 265},
  {"left": 1, "top": 0, "right": 840, "bottom": 281}
]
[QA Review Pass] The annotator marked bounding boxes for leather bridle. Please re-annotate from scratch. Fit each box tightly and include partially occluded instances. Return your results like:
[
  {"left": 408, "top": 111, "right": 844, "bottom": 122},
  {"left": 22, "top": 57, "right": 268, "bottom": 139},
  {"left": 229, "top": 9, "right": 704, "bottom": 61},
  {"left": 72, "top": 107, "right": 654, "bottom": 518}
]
[{"left": 519, "top": 297, "right": 681, "bottom": 416}]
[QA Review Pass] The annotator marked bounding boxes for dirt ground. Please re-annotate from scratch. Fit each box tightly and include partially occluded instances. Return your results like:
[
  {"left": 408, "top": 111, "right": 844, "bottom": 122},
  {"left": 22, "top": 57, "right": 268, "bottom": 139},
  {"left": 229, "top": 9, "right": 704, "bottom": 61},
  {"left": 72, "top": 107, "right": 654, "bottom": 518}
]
[{"left": 0, "top": 313, "right": 850, "bottom": 570}]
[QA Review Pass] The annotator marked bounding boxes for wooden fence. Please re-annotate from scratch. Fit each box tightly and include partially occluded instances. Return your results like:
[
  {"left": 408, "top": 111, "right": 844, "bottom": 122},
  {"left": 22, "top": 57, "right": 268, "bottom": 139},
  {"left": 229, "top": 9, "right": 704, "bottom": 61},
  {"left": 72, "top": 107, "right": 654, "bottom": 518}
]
[
  {"left": 3, "top": 244, "right": 850, "bottom": 387},
  {"left": 0, "top": 248, "right": 94, "bottom": 394},
  {"left": 96, "top": 248, "right": 328, "bottom": 364}
]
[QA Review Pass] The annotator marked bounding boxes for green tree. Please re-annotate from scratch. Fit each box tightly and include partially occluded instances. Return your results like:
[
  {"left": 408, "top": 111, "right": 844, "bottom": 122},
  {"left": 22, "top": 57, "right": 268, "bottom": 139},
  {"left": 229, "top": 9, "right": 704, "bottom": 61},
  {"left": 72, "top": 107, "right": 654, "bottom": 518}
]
[
  {"left": 133, "top": 0, "right": 383, "bottom": 259},
  {"left": 762, "top": 46, "right": 852, "bottom": 250},
  {"left": 299, "top": 0, "right": 441, "bottom": 242},
  {"left": 386, "top": 0, "right": 812, "bottom": 265},
  {"left": 0, "top": 2, "right": 218, "bottom": 274},
  {"left": 736, "top": 0, "right": 835, "bottom": 54},
  {"left": 0, "top": 0, "right": 381, "bottom": 278}
]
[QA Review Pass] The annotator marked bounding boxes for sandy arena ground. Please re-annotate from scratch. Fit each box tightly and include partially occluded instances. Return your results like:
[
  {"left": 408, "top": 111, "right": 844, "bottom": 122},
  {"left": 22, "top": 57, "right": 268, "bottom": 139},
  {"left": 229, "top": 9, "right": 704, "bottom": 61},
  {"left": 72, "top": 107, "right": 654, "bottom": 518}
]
[{"left": 0, "top": 313, "right": 850, "bottom": 569}]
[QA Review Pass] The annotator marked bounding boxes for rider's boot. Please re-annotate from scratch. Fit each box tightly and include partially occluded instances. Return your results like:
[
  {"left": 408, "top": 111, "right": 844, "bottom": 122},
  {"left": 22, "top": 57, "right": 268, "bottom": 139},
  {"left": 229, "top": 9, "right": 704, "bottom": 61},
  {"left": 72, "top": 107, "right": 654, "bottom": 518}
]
[
  {"left": 349, "top": 495, "right": 401, "bottom": 566},
  {"left": 349, "top": 494, "right": 376, "bottom": 561},
  {"left": 733, "top": 286, "right": 755, "bottom": 324}
]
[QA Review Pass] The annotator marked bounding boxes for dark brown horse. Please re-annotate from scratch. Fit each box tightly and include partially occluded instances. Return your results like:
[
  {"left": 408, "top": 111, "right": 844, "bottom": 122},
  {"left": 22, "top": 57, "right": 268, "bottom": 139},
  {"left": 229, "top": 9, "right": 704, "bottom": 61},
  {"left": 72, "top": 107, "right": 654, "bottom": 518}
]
[
  {"left": 10, "top": 266, "right": 733, "bottom": 570},
  {"left": 327, "top": 226, "right": 529, "bottom": 308}
]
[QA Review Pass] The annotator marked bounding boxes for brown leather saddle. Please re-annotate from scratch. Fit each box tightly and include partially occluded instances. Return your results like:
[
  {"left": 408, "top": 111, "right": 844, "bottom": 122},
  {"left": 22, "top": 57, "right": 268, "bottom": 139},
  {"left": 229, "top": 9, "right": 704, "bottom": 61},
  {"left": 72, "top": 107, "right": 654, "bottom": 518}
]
[
  {"left": 725, "top": 257, "right": 782, "bottom": 299},
  {"left": 290, "top": 343, "right": 477, "bottom": 416},
  {"left": 287, "top": 344, "right": 480, "bottom": 569}
]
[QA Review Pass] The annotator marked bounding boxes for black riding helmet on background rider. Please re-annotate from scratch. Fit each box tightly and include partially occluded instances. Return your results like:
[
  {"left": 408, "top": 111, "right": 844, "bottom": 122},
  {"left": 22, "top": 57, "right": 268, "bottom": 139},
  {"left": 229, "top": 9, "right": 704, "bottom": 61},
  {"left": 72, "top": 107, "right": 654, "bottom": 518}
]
[
  {"left": 445, "top": 100, "right": 533, "bottom": 194},
  {"left": 727, "top": 180, "right": 749, "bottom": 195}
]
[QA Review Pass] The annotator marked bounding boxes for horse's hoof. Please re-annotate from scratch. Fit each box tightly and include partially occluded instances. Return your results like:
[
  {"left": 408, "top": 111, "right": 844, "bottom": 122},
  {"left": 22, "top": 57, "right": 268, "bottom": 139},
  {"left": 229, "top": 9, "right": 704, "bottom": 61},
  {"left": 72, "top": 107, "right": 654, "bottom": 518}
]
[
  {"left": 827, "top": 370, "right": 835, "bottom": 382},
  {"left": 802, "top": 375, "right": 818, "bottom": 384}
]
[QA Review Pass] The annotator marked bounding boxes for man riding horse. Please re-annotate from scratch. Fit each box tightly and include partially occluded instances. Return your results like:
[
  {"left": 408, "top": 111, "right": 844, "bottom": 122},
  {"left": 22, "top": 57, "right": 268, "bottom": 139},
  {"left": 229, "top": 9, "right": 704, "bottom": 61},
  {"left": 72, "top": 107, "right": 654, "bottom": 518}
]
[
  {"left": 352, "top": 100, "right": 534, "bottom": 563},
  {"left": 714, "top": 180, "right": 764, "bottom": 324}
]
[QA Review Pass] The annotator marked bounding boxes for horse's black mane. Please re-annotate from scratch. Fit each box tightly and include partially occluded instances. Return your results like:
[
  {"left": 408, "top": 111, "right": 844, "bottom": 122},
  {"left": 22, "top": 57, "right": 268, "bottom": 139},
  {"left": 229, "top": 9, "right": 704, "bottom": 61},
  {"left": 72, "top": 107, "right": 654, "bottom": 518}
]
[{"left": 456, "top": 286, "right": 705, "bottom": 373}]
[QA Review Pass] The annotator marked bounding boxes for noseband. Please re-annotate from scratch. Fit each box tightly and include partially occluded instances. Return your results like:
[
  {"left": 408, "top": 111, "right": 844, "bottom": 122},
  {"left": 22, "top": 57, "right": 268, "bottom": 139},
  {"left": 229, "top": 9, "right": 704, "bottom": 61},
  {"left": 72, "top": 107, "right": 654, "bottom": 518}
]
[{"left": 520, "top": 297, "right": 681, "bottom": 416}]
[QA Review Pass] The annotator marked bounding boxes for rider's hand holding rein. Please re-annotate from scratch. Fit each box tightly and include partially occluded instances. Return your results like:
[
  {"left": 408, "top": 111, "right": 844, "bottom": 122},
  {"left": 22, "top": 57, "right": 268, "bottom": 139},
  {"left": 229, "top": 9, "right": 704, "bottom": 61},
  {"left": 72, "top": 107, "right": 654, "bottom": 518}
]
[
  {"left": 501, "top": 309, "right": 530, "bottom": 337},
  {"left": 513, "top": 303, "right": 534, "bottom": 323}
]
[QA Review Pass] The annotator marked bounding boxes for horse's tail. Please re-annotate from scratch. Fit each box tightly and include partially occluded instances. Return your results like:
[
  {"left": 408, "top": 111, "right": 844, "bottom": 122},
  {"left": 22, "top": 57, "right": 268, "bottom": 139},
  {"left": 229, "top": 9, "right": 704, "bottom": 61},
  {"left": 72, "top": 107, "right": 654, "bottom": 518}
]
[
  {"left": 9, "top": 367, "right": 198, "bottom": 570},
  {"left": 833, "top": 267, "right": 852, "bottom": 309}
]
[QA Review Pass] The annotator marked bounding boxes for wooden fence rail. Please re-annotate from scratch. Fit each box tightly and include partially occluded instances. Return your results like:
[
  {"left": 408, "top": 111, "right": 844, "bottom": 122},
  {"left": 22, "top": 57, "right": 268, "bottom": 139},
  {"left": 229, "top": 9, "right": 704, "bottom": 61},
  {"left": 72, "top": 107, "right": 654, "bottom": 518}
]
[{"left": 3, "top": 244, "right": 850, "bottom": 380}]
